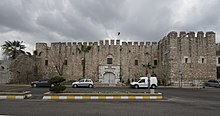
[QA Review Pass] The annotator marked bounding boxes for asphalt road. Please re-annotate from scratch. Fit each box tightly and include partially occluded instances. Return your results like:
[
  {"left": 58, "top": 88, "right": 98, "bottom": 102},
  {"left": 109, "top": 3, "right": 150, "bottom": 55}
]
[{"left": 0, "top": 86, "right": 220, "bottom": 116}]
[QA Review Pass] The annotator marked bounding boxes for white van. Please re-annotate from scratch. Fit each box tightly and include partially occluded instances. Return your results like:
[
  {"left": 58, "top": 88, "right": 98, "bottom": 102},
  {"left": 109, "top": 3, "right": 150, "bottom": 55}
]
[{"left": 130, "top": 77, "right": 158, "bottom": 89}]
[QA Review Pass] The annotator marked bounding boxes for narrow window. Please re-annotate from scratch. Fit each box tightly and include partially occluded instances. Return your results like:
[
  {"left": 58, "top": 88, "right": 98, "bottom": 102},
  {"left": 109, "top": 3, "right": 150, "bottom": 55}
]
[
  {"left": 218, "top": 57, "right": 220, "bottom": 64},
  {"left": 64, "top": 60, "right": 68, "bottom": 65},
  {"left": 135, "top": 60, "right": 138, "bottom": 65},
  {"left": 185, "top": 58, "right": 188, "bottom": 63},
  {"left": 201, "top": 58, "right": 204, "bottom": 64},
  {"left": 45, "top": 60, "right": 48, "bottom": 66},
  {"left": 107, "top": 58, "right": 112, "bottom": 64},
  {"left": 154, "top": 60, "right": 158, "bottom": 66}
]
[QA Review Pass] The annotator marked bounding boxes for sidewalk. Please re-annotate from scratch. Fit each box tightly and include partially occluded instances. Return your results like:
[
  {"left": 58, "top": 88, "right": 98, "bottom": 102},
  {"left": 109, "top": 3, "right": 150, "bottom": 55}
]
[{"left": 0, "top": 84, "right": 30, "bottom": 92}]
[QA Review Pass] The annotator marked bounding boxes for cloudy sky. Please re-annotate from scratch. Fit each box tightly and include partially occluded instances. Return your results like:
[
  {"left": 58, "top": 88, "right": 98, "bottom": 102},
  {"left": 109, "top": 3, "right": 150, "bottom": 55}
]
[{"left": 0, "top": 0, "right": 220, "bottom": 59}]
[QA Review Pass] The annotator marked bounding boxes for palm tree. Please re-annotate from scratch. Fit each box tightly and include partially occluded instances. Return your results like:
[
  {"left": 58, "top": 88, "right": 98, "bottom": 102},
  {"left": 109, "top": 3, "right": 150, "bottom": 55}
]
[
  {"left": 77, "top": 44, "right": 92, "bottom": 78},
  {"left": 1, "top": 40, "right": 26, "bottom": 59}
]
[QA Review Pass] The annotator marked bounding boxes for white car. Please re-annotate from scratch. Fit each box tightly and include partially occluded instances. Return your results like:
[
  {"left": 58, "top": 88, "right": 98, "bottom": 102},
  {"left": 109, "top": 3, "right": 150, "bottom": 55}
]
[
  {"left": 72, "top": 79, "right": 94, "bottom": 88},
  {"left": 130, "top": 77, "right": 158, "bottom": 89}
]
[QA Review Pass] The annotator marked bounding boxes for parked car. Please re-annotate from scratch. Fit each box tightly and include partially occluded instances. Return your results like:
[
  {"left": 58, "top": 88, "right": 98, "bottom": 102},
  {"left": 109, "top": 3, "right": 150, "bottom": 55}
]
[
  {"left": 72, "top": 79, "right": 94, "bottom": 88},
  {"left": 31, "top": 79, "right": 54, "bottom": 87},
  {"left": 204, "top": 80, "right": 220, "bottom": 87},
  {"left": 130, "top": 77, "right": 158, "bottom": 89}
]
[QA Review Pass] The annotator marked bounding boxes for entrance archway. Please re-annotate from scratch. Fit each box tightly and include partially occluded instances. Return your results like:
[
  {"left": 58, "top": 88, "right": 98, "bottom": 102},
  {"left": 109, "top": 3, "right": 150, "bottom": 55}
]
[{"left": 103, "top": 72, "right": 116, "bottom": 84}]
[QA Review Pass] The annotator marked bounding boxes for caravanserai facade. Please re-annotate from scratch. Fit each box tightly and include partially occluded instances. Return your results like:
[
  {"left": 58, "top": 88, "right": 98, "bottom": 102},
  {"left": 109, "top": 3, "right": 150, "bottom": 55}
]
[{"left": 36, "top": 31, "right": 216, "bottom": 86}]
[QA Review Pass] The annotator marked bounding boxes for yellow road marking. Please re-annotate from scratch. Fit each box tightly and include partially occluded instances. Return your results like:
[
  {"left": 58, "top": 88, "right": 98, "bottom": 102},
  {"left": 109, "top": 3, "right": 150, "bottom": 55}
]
[{"left": 7, "top": 96, "right": 16, "bottom": 100}]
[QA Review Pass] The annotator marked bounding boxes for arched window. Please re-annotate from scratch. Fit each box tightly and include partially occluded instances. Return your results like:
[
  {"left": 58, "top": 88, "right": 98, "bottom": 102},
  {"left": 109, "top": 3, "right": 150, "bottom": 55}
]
[
  {"left": 107, "top": 54, "right": 113, "bottom": 64},
  {"left": 134, "top": 57, "right": 138, "bottom": 66},
  {"left": 135, "top": 60, "right": 138, "bottom": 65},
  {"left": 45, "top": 60, "right": 48, "bottom": 66}
]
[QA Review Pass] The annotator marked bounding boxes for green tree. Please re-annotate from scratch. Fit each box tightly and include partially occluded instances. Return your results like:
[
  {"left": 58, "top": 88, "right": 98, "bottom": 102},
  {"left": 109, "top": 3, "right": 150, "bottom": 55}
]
[
  {"left": 49, "top": 76, "right": 66, "bottom": 93},
  {"left": 1, "top": 40, "right": 26, "bottom": 59},
  {"left": 142, "top": 63, "right": 155, "bottom": 76},
  {"left": 48, "top": 43, "right": 66, "bottom": 76},
  {"left": 77, "top": 44, "right": 92, "bottom": 78},
  {"left": 143, "top": 63, "right": 156, "bottom": 89}
]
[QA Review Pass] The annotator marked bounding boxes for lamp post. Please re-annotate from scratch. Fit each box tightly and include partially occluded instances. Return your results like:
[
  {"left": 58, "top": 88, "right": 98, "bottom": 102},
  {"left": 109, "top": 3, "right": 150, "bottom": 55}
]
[
  {"left": 147, "top": 71, "right": 151, "bottom": 90},
  {"left": 81, "top": 57, "right": 85, "bottom": 78},
  {"left": 143, "top": 52, "right": 155, "bottom": 92}
]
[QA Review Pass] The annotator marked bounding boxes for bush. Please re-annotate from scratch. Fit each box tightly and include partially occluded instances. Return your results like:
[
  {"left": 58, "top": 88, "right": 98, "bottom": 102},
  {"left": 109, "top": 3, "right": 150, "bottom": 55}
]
[
  {"left": 49, "top": 85, "right": 66, "bottom": 93},
  {"left": 49, "top": 76, "right": 66, "bottom": 93},
  {"left": 162, "top": 79, "right": 167, "bottom": 86},
  {"left": 126, "top": 79, "right": 130, "bottom": 86},
  {"left": 49, "top": 76, "right": 66, "bottom": 85},
  {"left": 158, "top": 79, "right": 161, "bottom": 86}
]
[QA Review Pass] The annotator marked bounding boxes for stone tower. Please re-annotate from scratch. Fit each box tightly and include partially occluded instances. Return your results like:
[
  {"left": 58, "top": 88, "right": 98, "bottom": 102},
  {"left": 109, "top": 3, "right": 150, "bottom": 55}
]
[{"left": 158, "top": 31, "right": 216, "bottom": 86}]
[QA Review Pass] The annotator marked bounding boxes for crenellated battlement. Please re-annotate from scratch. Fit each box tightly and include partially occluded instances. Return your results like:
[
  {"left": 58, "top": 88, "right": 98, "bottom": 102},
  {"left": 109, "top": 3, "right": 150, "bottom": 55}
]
[
  {"left": 105, "top": 40, "right": 109, "bottom": 45},
  {"left": 197, "top": 31, "right": 204, "bottom": 38},
  {"left": 165, "top": 31, "right": 215, "bottom": 39},
  {"left": 36, "top": 31, "right": 215, "bottom": 50},
  {"left": 159, "top": 31, "right": 216, "bottom": 52},
  {"left": 36, "top": 43, "right": 48, "bottom": 48},
  {"left": 37, "top": 40, "right": 160, "bottom": 48},
  {"left": 179, "top": 32, "right": 187, "bottom": 38}
]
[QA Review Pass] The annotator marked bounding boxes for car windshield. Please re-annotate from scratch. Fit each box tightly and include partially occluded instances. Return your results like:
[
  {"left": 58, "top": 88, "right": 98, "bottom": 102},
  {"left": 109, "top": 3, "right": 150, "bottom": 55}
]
[
  {"left": 79, "top": 79, "right": 84, "bottom": 82},
  {"left": 208, "top": 80, "right": 219, "bottom": 83}
]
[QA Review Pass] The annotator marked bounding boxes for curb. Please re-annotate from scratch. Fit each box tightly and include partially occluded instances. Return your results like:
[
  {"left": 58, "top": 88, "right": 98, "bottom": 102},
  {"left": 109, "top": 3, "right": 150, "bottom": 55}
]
[
  {"left": 0, "top": 91, "right": 32, "bottom": 100},
  {"left": 43, "top": 92, "right": 163, "bottom": 100},
  {"left": 43, "top": 95, "right": 163, "bottom": 100}
]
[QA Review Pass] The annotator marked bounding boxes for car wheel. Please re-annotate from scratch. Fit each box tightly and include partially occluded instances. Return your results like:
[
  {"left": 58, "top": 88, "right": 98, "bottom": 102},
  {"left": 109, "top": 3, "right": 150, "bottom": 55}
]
[
  {"left": 88, "top": 84, "right": 93, "bottom": 88},
  {"left": 151, "top": 84, "right": 156, "bottom": 89},
  {"left": 33, "top": 84, "right": 37, "bottom": 88},
  {"left": 134, "top": 85, "right": 139, "bottom": 89},
  {"left": 72, "top": 84, "right": 78, "bottom": 88}
]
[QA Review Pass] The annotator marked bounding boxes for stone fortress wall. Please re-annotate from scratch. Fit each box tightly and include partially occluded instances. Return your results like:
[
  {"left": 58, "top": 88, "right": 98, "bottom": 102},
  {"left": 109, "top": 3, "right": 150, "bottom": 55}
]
[{"left": 36, "top": 31, "right": 216, "bottom": 86}]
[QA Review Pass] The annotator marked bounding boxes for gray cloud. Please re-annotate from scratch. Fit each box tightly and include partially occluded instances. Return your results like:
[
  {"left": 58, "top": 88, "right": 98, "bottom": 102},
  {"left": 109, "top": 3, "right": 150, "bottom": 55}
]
[{"left": 0, "top": 0, "right": 220, "bottom": 59}]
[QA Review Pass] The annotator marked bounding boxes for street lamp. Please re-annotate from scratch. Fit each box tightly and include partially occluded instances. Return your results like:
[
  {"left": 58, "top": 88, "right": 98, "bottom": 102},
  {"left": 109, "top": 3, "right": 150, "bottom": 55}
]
[{"left": 143, "top": 52, "right": 155, "bottom": 92}]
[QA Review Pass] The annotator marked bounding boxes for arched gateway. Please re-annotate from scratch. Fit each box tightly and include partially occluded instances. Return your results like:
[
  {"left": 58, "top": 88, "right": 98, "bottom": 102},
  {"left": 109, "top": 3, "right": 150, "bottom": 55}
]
[
  {"left": 99, "top": 65, "right": 120, "bottom": 84},
  {"left": 103, "top": 72, "right": 116, "bottom": 84}
]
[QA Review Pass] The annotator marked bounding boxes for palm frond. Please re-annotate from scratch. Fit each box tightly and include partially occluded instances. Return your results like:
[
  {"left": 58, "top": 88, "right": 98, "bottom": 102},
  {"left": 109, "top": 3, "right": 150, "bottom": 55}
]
[
  {"left": 77, "top": 47, "right": 81, "bottom": 53},
  {"left": 1, "top": 40, "right": 26, "bottom": 59}
]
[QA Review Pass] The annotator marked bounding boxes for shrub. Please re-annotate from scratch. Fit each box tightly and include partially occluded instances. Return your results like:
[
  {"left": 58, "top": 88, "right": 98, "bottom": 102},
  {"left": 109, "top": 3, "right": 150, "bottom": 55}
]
[
  {"left": 49, "top": 76, "right": 66, "bottom": 85},
  {"left": 162, "top": 79, "right": 167, "bottom": 86},
  {"left": 49, "top": 76, "right": 66, "bottom": 93},
  {"left": 158, "top": 79, "right": 161, "bottom": 86},
  {"left": 126, "top": 79, "right": 130, "bottom": 86},
  {"left": 49, "top": 85, "right": 66, "bottom": 93}
]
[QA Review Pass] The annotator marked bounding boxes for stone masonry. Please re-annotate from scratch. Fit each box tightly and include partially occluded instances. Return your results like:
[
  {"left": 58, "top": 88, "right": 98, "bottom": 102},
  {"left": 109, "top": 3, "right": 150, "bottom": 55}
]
[
  {"left": 158, "top": 31, "right": 216, "bottom": 86},
  {"left": 36, "top": 31, "right": 216, "bottom": 86}
]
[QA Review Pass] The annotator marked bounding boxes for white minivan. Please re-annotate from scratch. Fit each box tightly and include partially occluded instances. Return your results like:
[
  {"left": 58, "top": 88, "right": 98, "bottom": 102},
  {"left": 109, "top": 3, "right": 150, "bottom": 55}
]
[{"left": 130, "top": 77, "right": 158, "bottom": 89}]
